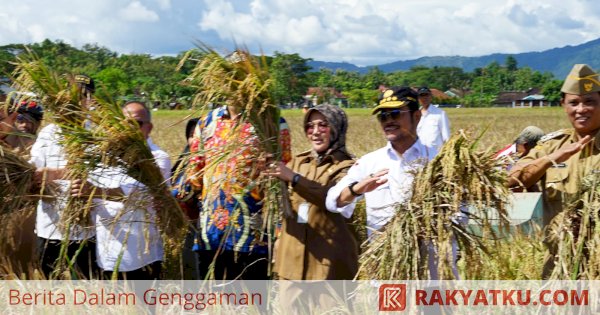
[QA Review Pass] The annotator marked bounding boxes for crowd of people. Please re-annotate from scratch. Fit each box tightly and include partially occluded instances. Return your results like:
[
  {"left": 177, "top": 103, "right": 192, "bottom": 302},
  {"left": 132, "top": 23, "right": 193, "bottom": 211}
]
[{"left": 0, "top": 63, "right": 599, "bottom": 283}]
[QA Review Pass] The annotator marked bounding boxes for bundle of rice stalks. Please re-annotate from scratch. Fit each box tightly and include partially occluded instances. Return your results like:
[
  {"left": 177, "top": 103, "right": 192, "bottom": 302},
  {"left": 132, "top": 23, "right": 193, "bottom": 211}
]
[
  {"left": 10, "top": 51, "right": 188, "bottom": 274},
  {"left": 546, "top": 173, "right": 600, "bottom": 280},
  {"left": 178, "top": 46, "right": 290, "bottom": 263},
  {"left": 9, "top": 51, "right": 94, "bottom": 232},
  {"left": 359, "top": 130, "right": 511, "bottom": 280},
  {"left": 84, "top": 96, "right": 189, "bottom": 267},
  {"left": 0, "top": 146, "right": 56, "bottom": 213}
]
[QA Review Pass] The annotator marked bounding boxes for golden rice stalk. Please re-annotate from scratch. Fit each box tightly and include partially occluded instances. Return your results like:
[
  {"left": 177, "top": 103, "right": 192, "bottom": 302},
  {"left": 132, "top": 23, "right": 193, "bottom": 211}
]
[
  {"left": 69, "top": 94, "right": 189, "bottom": 272},
  {"left": 10, "top": 52, "right": 188, "bottom": 274},
  {"left": 459, "top": 227, "right": 545, "bottom": 280},
  {"left": 546, "top": 172, "right": 600, "bottom": 280},
  {"left": 359, "top": 130, "right": 511, "bottom": 280},
  {"left": 9, "top": 51, "right": 93, "bottom": 232},
  {"left": 178, "top": 45, "right": 290, "bottom": 260},
  {"left": 0, "top": 145, "right": 57, "bottom": 214}
]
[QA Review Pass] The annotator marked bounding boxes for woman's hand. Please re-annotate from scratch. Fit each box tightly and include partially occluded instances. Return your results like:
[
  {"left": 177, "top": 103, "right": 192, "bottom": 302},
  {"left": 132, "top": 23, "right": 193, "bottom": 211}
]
[{"left": 263, "top": 161, "right": 295, "bottom": 182}]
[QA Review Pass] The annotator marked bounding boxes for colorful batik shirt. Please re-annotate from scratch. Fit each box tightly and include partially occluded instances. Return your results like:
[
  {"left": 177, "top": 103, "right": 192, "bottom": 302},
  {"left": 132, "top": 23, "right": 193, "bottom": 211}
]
[{"left": 186, "top": 106, "right": 291, "bottom": 253}]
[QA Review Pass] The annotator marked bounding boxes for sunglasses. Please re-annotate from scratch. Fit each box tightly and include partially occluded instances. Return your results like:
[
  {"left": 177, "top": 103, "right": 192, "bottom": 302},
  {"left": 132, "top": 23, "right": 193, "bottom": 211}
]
[
  {"left": 305, "top": 121, "right": 330, "bottom": 132},
  {"left": 376, "top": 109, "right": 411, "bottom": 122},
  {"left": 136, "top": 120, "right": 147, "bottom": 127}
]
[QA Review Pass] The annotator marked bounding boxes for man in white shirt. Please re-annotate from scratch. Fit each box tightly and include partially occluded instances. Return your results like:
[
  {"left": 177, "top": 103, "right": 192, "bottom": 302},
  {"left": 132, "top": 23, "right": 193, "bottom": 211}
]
[
  {"left": 72, "top": 101, "right": 169, "bottom": 279},
  {"left": 416, "top": 87, "right": 450, "bottom": 153},
  {"left": 326, "top": 87, "right": 461, "bottom": 279},
  {"left": 30, "top": 74, "right": 97, "bottom": 278},
  {"left": 326, "top": 87, "right": 436, "bottom": 232}
]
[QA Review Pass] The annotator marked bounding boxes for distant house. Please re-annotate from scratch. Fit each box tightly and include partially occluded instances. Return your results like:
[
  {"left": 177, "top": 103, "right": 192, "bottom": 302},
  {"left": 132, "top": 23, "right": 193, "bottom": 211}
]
[
  {"left": 445, "top": 88, "right": 471, "bottom": 98},
  {"left": 422, "top": 88, "right": 451, "bottom": 102},
  {"left": 493, "top": 88, "right": 554, "bottom": 107},
  {"left": 304, "top": 87, "right": 348, "bottom": 107}
]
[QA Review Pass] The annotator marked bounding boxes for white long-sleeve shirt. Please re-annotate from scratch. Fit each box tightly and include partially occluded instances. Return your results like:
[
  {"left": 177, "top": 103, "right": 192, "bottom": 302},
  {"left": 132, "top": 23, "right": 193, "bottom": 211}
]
[
  {"left": 29, "top": 123, "right": 95, "bottom": 240},
  {"left": 417, "top": 105, "right": 450, "bottom": 153},
  {"left": 326, "top": 139, "right": 461, "bottom": 279},
  {"left": 89, "top": 138, "right": 171, "bottom": 272},
  {"left": 326, "top": 139, "right": 436, "bottom": 233}
]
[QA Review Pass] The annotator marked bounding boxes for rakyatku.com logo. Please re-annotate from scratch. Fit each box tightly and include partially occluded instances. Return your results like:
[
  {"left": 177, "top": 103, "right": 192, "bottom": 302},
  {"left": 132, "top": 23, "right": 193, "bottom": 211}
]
[
  {"left": 378, "top": 282, "right": 589, "bottom": 312},
  {"left": 379, "top": 284, "right": 407, "bottom": 311}
]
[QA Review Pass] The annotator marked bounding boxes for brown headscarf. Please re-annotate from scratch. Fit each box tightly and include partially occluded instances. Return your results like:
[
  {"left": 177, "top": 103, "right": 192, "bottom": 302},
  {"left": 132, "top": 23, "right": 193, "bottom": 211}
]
[{"left": 303, "top": 104, "right": 349, "bottom": 158}]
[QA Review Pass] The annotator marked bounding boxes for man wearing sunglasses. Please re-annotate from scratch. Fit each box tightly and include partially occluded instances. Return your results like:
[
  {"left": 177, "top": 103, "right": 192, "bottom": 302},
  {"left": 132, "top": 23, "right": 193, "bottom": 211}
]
[{"left": 326, "top": 86, "right": 436, "bottom": 232}]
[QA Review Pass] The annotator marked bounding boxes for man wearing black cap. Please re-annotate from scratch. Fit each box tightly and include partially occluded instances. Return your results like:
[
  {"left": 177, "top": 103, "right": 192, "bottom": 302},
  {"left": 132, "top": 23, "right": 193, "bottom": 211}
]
[
  {"left": 326, "top": 87, "right": 436, "bottom": 230},
  {"left": 326, "top": 87, "right": 452, "bottom": 278},
  {"left": 416, "top": 87, "right": 450, "bottom": 152}
]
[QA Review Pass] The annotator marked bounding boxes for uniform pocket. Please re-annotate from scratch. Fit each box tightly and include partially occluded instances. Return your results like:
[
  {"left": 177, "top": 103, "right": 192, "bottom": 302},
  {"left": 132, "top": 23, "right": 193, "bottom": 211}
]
[{"left": 545, "top": 166, "right": 569, "bottom": 199}]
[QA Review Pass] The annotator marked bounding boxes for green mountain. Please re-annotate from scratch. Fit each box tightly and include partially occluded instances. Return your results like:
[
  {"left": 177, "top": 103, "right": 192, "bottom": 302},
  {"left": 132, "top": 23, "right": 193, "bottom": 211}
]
[{"left": 308, "top": 38, "right": 600, "bottom": 78}]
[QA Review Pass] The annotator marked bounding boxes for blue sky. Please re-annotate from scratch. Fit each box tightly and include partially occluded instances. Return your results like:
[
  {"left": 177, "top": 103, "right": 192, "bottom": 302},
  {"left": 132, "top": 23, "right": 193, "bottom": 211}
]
[{"left": 2, "top": 0, "right": 600, "bottom": 66}]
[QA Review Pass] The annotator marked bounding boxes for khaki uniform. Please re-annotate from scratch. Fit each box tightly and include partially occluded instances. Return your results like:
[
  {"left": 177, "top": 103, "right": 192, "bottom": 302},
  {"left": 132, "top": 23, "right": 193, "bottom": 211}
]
[
  {"left": 274, "top": 150, "right": 358, "bottom": 280},
  {"left": 515, "top": 128, "right": 600, "bottom": 226}
]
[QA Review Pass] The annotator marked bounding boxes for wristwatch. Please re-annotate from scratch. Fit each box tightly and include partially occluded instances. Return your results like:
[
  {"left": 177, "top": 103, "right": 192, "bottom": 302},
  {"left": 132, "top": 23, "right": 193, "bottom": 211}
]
[{"left": 348, "top": 181, "right": 362, "bottom": 197}]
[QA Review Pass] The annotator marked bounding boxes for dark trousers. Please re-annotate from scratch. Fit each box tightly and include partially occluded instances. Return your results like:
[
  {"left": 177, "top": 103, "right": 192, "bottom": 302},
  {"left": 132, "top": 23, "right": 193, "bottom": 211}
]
[
  {"left": 37, "top": 236, "right": 98, "bottom": 279},
  {"left": 102, "top": 261, "right": 162, "bottom": 280},
  {"left": 197, "top": 250, "right": 269, "bottom": 280}
]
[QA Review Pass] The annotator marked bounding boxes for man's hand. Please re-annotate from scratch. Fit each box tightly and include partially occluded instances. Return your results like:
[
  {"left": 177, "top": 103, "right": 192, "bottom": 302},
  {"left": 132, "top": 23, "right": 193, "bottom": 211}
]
[
  {"left": 70, "top": 179, "right": 97, "bottom": 198},
  {"left": 351, "top": 169, "right": 389, "bottom": 195},
  {"left": 336, "top": 168, "right": 389, "bottom": 207},
  {"left": 33, "top": 167, "right": 66, "bottom": 185},
  {"left": 547, "top": 135, "right": 593, "bottom": 164},
  {"left": 508, "top": 135, "right": 593, "bottom": 189}
]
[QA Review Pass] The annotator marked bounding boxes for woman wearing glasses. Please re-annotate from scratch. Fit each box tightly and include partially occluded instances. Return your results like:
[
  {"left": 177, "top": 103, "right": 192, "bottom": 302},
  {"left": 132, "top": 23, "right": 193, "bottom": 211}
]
[{"left": 265, "top": 104, "right": 358, "bottom": 282}]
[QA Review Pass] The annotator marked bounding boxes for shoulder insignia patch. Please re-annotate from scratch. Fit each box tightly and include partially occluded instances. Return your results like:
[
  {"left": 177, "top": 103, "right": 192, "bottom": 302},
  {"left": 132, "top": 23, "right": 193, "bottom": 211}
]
[{"left": 539, "top": 129, "right": 567, "bottom": 143}]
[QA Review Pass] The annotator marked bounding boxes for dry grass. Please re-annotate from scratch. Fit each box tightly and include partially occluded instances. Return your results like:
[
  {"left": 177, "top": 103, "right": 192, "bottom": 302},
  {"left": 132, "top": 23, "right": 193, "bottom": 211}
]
[{"left": 153, "top": 107, "right": 567, "bottom": 161}]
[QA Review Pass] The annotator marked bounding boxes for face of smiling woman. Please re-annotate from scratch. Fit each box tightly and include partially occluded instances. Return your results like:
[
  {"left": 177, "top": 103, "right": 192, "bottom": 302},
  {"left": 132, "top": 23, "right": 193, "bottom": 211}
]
[
  {"left": 305, "top": 111, "right": 331, "bottom": 154},
  {"left": 562, "top": 92, "right": 600, "bottom": 138}
]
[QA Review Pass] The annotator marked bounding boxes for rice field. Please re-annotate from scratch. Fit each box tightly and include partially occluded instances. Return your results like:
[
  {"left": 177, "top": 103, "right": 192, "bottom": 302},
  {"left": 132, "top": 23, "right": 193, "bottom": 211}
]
[{"left": 152, "top": 107, "right": 569, "bottom": 161}]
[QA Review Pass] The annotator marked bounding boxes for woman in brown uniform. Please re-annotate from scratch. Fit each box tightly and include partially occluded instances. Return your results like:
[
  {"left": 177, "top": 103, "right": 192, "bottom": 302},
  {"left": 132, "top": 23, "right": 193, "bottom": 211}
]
[{"left": 265, "top": 103, "right": 358, "bottom": 311}]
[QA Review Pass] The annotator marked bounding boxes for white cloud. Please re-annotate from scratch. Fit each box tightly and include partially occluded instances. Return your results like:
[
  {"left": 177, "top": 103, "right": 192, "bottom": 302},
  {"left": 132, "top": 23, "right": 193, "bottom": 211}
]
[
  {"left": 118, "top": 1, "right": 160, "bottom": 22},
  {"left": 156, "top": 0, "right": 171, "bottom": 10},
  {"left": 0, "top": 0, "right": 599, "bottom": 66}
]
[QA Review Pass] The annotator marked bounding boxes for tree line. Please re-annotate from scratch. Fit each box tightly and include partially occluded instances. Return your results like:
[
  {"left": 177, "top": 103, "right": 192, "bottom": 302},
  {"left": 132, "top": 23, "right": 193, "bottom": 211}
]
[{"left": 0, "top": 39, "right": 564, "bottom": 108}]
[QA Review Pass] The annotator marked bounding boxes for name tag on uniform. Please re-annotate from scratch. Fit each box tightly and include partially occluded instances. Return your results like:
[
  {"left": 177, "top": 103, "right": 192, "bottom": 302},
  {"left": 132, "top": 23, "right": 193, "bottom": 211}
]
[
  {"left": 297, "top": 203, "right": 310, "bottom": 223},
  {"left": 550, "top": 163, "right": 566, "bottom": 168}
]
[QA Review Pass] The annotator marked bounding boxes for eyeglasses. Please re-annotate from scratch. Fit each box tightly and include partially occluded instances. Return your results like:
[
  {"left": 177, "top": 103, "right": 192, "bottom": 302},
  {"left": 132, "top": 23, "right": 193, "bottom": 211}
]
[
  {"left": 135, "top": 120, "right": 147, "bottom": 127},
  {"left": 305, "top": 121, "right": 330, "bottom": 132},
  {"left": 376, "top": 109, "right": 411, "bottom": 122}
]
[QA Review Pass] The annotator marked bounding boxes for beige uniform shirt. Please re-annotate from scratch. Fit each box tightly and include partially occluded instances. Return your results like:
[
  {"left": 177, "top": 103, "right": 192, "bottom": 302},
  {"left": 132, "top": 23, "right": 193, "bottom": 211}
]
[
  {"left": 515, "top": 128, "right": 600, "bottom": 225},
  {"left": 274, "top": 150, "right": 358, "bottom": 280}
]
